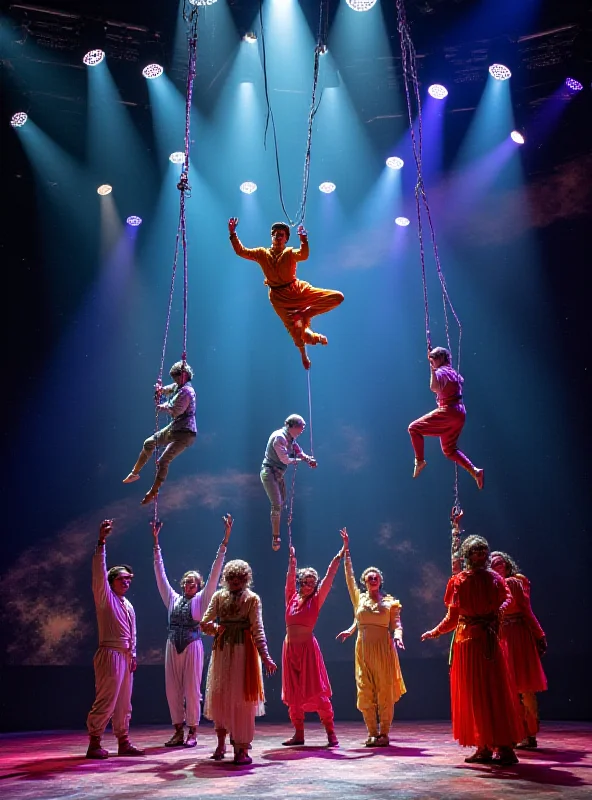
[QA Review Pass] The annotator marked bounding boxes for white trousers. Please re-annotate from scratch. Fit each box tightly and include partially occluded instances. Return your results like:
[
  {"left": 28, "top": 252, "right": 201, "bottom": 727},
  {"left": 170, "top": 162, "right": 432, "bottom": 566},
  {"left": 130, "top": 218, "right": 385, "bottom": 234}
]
[
  {"left": 165, "top": 638, "right": 204, "bottom": 728},
  {"left": 87, "top": 647, "right": 133, "bottom": 738}
]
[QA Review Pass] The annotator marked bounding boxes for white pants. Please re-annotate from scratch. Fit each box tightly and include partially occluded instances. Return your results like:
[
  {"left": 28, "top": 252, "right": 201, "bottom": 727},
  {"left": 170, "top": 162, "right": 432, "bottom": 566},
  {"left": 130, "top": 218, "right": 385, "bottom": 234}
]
[
  {"left": 87, "top": 647, "right": 133, "bottom": 738},
  {"left": 165, "top": 638, "right": 204, "bottom": 728}
]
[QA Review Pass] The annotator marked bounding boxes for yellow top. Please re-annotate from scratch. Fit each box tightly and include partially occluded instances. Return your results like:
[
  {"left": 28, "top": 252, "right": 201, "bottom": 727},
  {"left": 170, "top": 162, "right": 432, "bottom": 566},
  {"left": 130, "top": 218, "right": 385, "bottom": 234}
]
[{"left": 230, "top": 233, "right": 309, "bottom": 287}]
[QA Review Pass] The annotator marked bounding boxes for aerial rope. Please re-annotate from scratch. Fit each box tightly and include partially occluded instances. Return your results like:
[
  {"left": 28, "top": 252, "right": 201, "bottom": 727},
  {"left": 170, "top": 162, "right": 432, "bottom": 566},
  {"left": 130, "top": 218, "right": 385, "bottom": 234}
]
[
  {"left": 396, "top": 0, "right": 464, "bottom": 513},
  {"left": 285, "top": 372, "right": 315, "bottom": 551},
  {"left": 258, "top": 0, "right": 328, "bottom": 227},
  {"left": 151, "top": 2, "right": 199, "bottom": 525}
]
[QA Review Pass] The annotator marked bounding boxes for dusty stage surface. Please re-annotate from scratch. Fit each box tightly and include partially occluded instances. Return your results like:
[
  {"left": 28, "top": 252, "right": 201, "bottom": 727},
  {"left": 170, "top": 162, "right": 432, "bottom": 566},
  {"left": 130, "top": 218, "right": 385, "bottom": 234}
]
[{"left": 1, "top": 722, "right": 590, "bottom": 800}]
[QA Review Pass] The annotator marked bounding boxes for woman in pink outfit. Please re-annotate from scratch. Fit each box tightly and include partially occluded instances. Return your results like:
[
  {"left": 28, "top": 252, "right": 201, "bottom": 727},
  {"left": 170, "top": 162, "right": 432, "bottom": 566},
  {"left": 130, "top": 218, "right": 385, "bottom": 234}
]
[{"left": 281, "top": 542, "right": 345, "bottom": 747}]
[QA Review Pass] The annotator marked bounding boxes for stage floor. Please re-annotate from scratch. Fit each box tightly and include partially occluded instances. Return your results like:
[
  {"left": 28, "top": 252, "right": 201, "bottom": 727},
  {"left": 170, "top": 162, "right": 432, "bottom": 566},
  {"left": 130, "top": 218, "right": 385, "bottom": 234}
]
[{"left": 1, "top": 722, "right": 590, "bottom": 800}]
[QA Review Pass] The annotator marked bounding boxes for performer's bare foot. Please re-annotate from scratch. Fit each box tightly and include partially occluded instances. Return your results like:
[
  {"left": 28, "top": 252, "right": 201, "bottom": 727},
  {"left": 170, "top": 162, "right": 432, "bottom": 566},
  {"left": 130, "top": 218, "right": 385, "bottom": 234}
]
[
  {"left": 299, "top": 347, "right": 311, "bottom": 370},
  {"left": 473, "top": 468, "right": 484, "bottom": 490},
  {"left": 141, "top": 488, "right": 159, "bottom": 505},
  {"left": 413, "top": 459, "right": 427, "bottom": 479},
  {"left": 272, "top": 533, "right": 281, "bottom": 551},
  {"left": 305, "top": 329, "right": 328, "bottom": 346},
  {"left": 123, "top": 472, "right": 140, "bottom": 484}
]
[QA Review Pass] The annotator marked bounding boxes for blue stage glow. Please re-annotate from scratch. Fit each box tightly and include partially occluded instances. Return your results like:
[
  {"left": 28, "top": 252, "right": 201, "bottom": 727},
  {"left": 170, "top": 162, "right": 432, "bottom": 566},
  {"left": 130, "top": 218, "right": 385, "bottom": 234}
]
[
  {"left": 126, "top": 216, "right": 142, "bottom": 226},
  {"left": 510, "top": 130, "right": 525, "bottom": 145},
  {"left": 395, "top": 216, "right": 410, "bottom": 226},
  {"left": 428, "top": 84, "right": 448, "bottom": 99},
  {"left": 240, "top": 181, "right": 257, "bottom": 194},
  {"left": 169, "top": 152, "right": 185, "bottom": 164},
  {"left": 319, "top": 182, "right": 336, "bottom": 193},
  {"left": 386, "top": 157, "right": 404, "bottom": 170}
]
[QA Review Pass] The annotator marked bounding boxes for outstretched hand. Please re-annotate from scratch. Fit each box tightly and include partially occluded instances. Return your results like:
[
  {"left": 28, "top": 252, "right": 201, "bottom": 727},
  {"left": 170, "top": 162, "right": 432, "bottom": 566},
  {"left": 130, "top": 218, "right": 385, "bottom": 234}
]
[
  {"left": 395, "top": 638, "right": 405, "bottom": 650},
  {"left": 289, "top": 546, "right": 296, "bottom": 559},
  {"left": 336, "top": 628, "right": 355, "bottom": 643},
  {"left": 421, "top": 629, "right": 437, "bottom": 641},
  {"left": 222, "top": 513, "right": 233, "bottom": 545},
  {"left": 228, "top": 217, "right": 238, "bottom": 233},
  {"left": 263, "top": 657, "right": 277, "bottom": 676},
  {"left": 339, "top": 527, "right": 349, "bottom": 548},
  {"left": 308, "top": 457, "right": 317, "bottom": 469},
  {"left": 297, "top": 224, "right": 308, "bottom": 238}
]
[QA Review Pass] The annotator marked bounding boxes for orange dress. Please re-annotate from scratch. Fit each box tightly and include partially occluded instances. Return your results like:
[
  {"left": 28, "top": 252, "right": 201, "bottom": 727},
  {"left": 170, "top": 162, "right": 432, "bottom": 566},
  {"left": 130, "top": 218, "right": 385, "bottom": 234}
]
[
  {"left": 229, "top": 234, "right": 343, "bottom": 348},
  {"left": 434, "top": 568, "right": 523, "bottom": 748},
  {"left": 501, "top": 575, "right": 547, "bottom": 694}
]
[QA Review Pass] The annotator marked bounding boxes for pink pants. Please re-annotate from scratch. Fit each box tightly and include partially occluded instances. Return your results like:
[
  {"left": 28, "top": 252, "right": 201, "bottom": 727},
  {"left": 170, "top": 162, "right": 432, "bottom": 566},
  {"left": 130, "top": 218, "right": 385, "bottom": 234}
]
[
  {"left": 408, "top": 406, "right": 476, "bottom": 475},
  {"left": 87, "top": 647, "right": 133, "bottom": 738},
  {"left": 288, "top": 695, "right": 334, "bottom": 729}
]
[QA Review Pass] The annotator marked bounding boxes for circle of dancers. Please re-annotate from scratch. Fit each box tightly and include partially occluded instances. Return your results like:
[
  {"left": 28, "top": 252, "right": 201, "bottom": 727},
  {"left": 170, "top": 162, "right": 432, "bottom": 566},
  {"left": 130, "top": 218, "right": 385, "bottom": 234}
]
[{"left": 85, "top": 222, "right": 545, "bottom": 768}]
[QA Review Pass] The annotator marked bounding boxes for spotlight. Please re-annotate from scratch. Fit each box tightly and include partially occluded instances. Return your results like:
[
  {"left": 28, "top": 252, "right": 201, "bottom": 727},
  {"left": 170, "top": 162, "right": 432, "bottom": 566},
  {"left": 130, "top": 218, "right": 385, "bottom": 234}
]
[
  {"left": 240, "top": 181, "right": 257, "bottom": 194},
  {"left": 345, "top": 0, "right": 378, "bottom": 11},
  {"left": 428, "top": 84, "right": 448, "bottom": 99},
  {"left": 395, "top": 217, "right": 410, "bottom": 227},
  {"left": 488, "top": 63, "right": 511, "bottom": 81},
  {"left": 126, "top": 216, "right": 143, "bottom": 226},
  {"left": 565, "top": 77, "right": 583, "bottom": 93},
  {"left": 142, "top": 64, "right": 163, "bottom": 79},
  {"left": 189, "top": 0, "right": 218, "bottom": 5},
  {"left": 169, "top": 152, "right": 185, "bottom": 164},
  {"left": 83, "top": 49, "right": 105, "bottom": 67},
  {"left": 386, "top": 157, "right": 404, "bottom": 170},
  {"left": 10, "top": 112, "right": 28, "bottom": 128},
  {"left": 243, "top": 32, "right": 257, "bottom": 43},
  {"left": 97, "top": 184, "right": 113, "bottom": 196},
  {"left": 510, "top": 130, "right": 525, "bottom": 145},
  {"left": 319, "top": 182, "right": 336, "bottom": 193}
]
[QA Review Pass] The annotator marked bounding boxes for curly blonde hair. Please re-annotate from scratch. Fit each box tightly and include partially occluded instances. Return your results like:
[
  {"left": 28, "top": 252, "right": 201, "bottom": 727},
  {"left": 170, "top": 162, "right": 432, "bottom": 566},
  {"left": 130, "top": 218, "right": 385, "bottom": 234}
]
[
  {"left": 221, "top": 559, "right": 252, "bottom": 589},
  {"left": 360, "top": 566, "right": 384, "bottom": 590}
]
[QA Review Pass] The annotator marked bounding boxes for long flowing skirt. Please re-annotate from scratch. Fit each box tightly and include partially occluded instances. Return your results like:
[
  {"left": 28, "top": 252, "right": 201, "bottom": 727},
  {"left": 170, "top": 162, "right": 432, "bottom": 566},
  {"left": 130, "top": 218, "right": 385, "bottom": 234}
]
[
  {"left": 501, "top": 618, "right": 547, "bottom": 694},
  {"left": 282, "top": 635, "right": 331, "bottom": 710}
]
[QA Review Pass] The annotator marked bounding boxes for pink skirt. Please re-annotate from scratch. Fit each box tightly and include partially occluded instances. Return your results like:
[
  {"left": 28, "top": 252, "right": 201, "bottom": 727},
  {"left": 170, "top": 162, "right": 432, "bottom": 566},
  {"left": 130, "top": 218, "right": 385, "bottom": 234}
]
[{"left": 282, "top": 635, "right": 332, "bottom": 711}]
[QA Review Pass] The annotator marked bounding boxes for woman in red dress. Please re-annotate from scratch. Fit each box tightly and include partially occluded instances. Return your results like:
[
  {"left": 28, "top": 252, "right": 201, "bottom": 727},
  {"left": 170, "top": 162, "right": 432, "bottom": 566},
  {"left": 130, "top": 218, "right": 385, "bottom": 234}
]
[
  {"left": 491, "top": 551, "right": 547, "bottom": 749},
  {"left": 281, "top": 542, "right": 344, "bottom": 747},
  {"left": 422, "top": 535, "right": 523, "bottom": 765}
]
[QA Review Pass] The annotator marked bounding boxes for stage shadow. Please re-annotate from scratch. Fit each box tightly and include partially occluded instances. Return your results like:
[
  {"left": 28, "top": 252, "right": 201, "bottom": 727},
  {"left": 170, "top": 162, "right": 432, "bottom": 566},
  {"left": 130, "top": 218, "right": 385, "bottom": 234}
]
[{"left": 459, "top": 759, "right": 590, "bottom": 788}]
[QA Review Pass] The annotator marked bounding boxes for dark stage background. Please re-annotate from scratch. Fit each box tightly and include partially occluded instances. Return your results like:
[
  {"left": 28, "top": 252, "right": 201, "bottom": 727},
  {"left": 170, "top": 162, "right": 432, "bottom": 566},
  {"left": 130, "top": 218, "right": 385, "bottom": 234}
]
[{"left": 1, "top": 0, "right": 591, "bottom": 731}]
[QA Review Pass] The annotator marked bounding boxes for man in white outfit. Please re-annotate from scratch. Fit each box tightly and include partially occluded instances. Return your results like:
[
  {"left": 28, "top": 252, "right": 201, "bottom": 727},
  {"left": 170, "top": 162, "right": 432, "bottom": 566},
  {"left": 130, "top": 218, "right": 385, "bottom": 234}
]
[
  {"left": 153, "top": 514, "right": 232, "bottom": 747},
  {"left": 86, "top": 520, "right": 144, "bottom": 759}
]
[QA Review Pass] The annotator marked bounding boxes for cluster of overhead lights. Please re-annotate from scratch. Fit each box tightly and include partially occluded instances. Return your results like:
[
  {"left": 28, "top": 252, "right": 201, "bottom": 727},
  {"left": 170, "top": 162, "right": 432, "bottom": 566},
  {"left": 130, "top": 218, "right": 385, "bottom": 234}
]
[
  {"left": 82, "top": 49, "right": 163, "bottom": 79},
  {"left": 345, "top": 0, "right": 378, "bottom": 11},
  {"left": 95, "top": 185, "right": 142, "bottom": 225}
]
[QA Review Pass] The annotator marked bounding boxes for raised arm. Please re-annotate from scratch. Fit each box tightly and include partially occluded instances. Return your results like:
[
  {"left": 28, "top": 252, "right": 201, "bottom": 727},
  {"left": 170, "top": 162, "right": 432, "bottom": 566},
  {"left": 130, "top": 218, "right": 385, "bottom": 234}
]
[
  {"left": 196, "top": 514, "right": 232, "bottom": 618},
  {"left": 152, "top": 520, "right": 177, "bottom": 608},
  {"left": 341, "top": 528, "right": 360, "bottom": 611},
  {"left": 317, "top": 546, "right": 345, "bottom": 607},
  {"left": 286, "top": 547, "right": 297, "bottom": 605},
  {"left": 293, "top": 225, "right": 309, "bottom": 262},
  {"left": 228, "top": 217, "right": 266, "bottom": 262},
  {"left": 92, "top": 520, "right": 113, "bottom": 607}
]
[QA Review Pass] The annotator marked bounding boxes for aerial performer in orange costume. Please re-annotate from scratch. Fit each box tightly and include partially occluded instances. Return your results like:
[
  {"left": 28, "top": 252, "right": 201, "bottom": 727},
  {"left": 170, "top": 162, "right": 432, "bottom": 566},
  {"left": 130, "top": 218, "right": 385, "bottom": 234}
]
[
  {"left": 228, "top": 218, "right": 344, "bottom": 370},
  {"left": 408, "top": 347, "right": 484, "bottom": 489}
]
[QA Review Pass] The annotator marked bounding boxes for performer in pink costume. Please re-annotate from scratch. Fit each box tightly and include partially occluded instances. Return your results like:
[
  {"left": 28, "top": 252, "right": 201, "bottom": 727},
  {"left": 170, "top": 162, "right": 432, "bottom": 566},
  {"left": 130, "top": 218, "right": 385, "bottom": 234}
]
[
  {"left": 281, "top": 542, "right": 345, "bottom": 747},
  {"left": 408, "top": 347, "right": 484, "bottom": 489},
  {"left": 86, "top": 520, "right": 144, "bottom": 759}
]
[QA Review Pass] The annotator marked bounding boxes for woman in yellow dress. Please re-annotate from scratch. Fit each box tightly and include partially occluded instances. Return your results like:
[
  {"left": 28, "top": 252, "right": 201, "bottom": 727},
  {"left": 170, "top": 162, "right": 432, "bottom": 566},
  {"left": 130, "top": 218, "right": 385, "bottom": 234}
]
[{"left": 337, "top": 528, "right": 406, "bottom": 746}]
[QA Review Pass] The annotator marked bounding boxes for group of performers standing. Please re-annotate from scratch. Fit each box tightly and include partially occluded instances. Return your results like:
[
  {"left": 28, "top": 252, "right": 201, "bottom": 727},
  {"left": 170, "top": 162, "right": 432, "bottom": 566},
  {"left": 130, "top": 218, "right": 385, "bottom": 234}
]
[{"left": 85, "top": 221, "right": 545, "bottom": 767}]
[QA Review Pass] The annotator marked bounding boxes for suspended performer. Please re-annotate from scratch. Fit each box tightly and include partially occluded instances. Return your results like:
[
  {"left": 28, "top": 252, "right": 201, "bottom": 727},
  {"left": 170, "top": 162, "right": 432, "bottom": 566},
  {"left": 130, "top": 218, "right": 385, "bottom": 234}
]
[
  {"left": 490, "top": 551, "right": 547, "bottom": 751},
  {"left": 261, "top": 414, "right": 316, "bottom": 551},
  {"left": 421, "top": 535, "right": 523, "bottom": 766},
  {"left": 228, "top": 217, "right": 344, "bottom": 370},
  {"left": 337, "top": 527, "right": 406, "bottom": 748},
  {"left": 152, "top": 515, "right": 232, "bottom": 749},
  {"left": 281, "top": 542, "right": 345, "bottom": 748},
  {"left": 123, "top": 361, "right": 196, "bottom": 505},
  {"left": 408, "top": 347, "right": 484, "bottom": 489}
]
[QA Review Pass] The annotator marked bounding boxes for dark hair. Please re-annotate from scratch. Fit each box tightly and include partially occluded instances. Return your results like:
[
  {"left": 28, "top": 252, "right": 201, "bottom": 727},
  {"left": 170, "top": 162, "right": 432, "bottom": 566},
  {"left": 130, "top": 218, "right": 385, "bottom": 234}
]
[
  {"left": 490, "top": 550, "right": 520, "bottom": 577},
  {"left": 461, "top": 535, "right": 490, "bottom": 569},
  {"left": 271, "top": 222, "right": 290, "bottom": 241},
  {"left": 107, "top": 565, "right": 134, "bottom": 585},
  {"left": 429, "top": 346, "right": 451, "bottom": 365},
  {"left": 180, "top": 570, "right": 204, "bottom": 591},
  {"left": 169, "top": 361, "right": 194, "bottom": 380},
  {"left": 285, "top": 414, "right": 305, "bottom": 429}
]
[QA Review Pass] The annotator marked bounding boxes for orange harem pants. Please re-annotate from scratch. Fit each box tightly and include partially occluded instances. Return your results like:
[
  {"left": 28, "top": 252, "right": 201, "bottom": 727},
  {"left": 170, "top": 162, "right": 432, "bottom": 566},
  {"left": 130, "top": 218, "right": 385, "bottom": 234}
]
[
  {"left": 408, "top": 405, "right": 476, "bottom": 475},
  {"left": 268, "top": 279, "right": 344, "bottom": 348}
]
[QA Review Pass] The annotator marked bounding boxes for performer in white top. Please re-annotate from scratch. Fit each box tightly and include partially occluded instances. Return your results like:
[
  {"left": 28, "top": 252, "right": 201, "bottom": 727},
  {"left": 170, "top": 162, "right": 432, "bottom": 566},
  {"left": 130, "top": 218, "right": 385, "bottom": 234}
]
[
  {"left": 86, "top": 520, "right": 144, "bottom": 759},
  {"left": 153, "top": 514, "right": 232, "bottom": 747}
]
